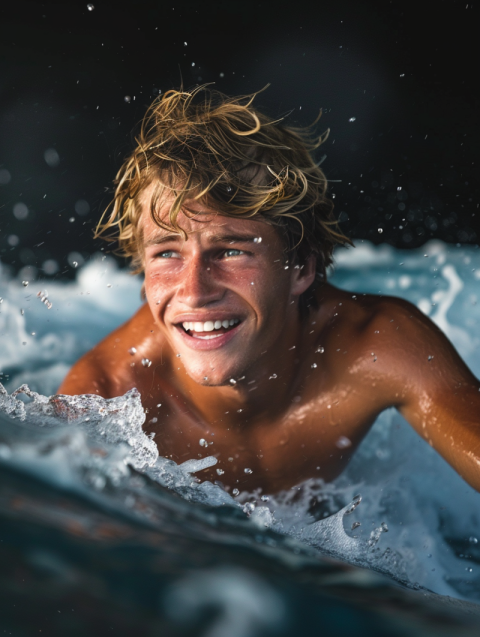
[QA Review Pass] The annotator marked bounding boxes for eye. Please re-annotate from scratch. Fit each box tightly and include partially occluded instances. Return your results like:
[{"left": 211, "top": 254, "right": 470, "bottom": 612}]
[
  {"left": 223, "top": 249, "right": 244, "bottom": 258},
  {"left": 157, "top": 250, "right": 177, "bottom": 258}
]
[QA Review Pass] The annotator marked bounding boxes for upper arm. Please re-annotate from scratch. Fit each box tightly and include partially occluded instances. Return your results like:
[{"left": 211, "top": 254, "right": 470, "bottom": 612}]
[{"left": 372, "top": 298, "right": 480, "bottom": 490}]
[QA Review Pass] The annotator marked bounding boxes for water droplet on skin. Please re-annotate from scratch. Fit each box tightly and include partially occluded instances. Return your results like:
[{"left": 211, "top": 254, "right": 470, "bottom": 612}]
[
  {"left": 128, "top": 347, "right": 137, "bottom": 355},
  {"left": 199, "top": 438, "right": 207, "bottom": 447},
  {"left": 229, "top": 378, "right": 236, "bottom": 385},
  {"left": 141, "top": 358, "right": 152, "bottom": 367},
  {"left": 232, "top": 488, "right": 239, "bottom": 496},
  {"left": 316, "top": 347, "right": 325, "bottom": 353},
  {"left": 204, "top": 376, "right": 208, "bottom": 381},
  {"left": 216, "top": 468, "right": 224, "bottom": 475},
  {"left": 176, "top": 353, "right": 181, "bottom": 357},
  {"left": 428, "top": 355, "right": 434, "bottom": 361},
  {"left": 336, "top": 435, "right": 352, "bottom": 449},
  {"left": 244, "top": 467, "right": 253, "bottom": 474},
  {"left": 253, "top": 237, "right": 262, "bottom": 243},
  {"left": 311, "top": 363, "right": 317, "bottom": 368}
]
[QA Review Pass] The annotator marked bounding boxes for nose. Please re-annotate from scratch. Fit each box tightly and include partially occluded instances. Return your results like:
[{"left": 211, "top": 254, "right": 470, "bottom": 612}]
[{"left": 176, "top": 255, "right": 225, "bottom": 308}]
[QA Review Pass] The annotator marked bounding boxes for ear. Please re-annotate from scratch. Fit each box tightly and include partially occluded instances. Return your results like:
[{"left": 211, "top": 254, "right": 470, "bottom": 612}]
[{"left": 290, "top": 254, "right": 316, "bottom": 297}]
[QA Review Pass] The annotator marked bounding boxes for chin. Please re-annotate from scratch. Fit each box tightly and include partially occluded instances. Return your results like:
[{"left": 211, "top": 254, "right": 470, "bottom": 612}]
[{"left": 184, "top": 363, "right": 242, "bottom": 387}]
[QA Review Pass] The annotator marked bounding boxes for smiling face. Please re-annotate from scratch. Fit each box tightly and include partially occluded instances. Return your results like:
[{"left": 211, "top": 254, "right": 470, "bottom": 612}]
[{"left": 142, "top": 197, "right": 315, "bottom": 386}]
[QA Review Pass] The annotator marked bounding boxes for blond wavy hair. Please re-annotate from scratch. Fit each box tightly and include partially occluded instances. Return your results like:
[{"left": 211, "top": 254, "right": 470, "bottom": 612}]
[{"left": 96, "top": 85, "right": 351, "bottom": 310}]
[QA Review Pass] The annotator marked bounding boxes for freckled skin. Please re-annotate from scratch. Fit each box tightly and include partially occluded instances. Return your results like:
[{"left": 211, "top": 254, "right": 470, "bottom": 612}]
[{"left": 59, "top": 200, "right": 480, "bottom": 494}]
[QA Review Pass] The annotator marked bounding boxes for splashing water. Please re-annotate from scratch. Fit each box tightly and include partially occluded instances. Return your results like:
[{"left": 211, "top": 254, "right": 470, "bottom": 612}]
[{"left": 1, "top": 242, "right": 480, "bottom": 608}]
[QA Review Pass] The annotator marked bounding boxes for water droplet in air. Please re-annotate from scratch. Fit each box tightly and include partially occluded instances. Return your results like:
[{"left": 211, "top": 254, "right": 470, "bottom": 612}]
[
  {"left": 311, "top": 363, "right": 317, "bottom": 368},
  {"left": 232, "top": 488, "right": 239, "bottom": 496},
  {"left": 397, "top": 186, "right": 402, "bottom": 191},
  {"left": 141, "top": 358, "right": 152, "bottom": 367},
  {"left": 261, "top": 495, "right": 270, "bottom": 502},
  {"left": 124, "top": 95, "right": 131, "bottom": 103},
  {"left": 349, "top": 117, "right": 356, "bottom": 122},
  {"left": 269, "top": 374, "right": 277, "bottom": 379},
  {"left": 216, "top": 468, "right": 224, "bottom": 475},
  {"left": 229, "top": 378, "right": 237, "bottom": 385},
  {"left": 378, "top": 228, "right": 383, "bottom": 234},
  {"left": 336, "top": 435, "right": 351, "bottom": 449},
  {"left": 184, "top": 41, "right": 188, "bottom": 46},
  {"left": 243, "top": 502, "right": 255, "bottom": 514},
  {"left": 20, "top": 309, "right": 25, "bottom": 316},
  {"left": 469, "top": 536, "right": 478, "bottom": 544},
  {"left": 128, "top": 347, "right": 137, "bottom": 355},
  {"left": 226, "top": 185, "right": 232, "bottom": 192},
  {"left": 315, "top": 347, "right": 325, "bottom": 353},
  {"left": 351, "top": 521, "right": 361, "bottom": 530},
  {"left": 87, "top": 3, "right": 94, "bottom": 10},
  {"left": 69, "top": 217, "right": 75, "bottom": 223},
  {"left": 72, "top": 261, "right": 78, "bottom": 268},
  {"left": 22, "top": 281, "right": 29, "bottom": 287},
  {"left": 244, "top": 467, "right": 253, "bottom": 474}
]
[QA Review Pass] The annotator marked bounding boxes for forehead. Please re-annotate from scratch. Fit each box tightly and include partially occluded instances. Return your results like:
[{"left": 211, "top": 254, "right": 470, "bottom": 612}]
[{"left": 140, "top": 192, "right": 278, "bottom": 245}]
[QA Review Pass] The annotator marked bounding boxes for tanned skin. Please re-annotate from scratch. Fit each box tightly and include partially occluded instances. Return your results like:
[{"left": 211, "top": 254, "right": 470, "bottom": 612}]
[{"left": 59, "top": 197, "right": 480, "bottom": 494}]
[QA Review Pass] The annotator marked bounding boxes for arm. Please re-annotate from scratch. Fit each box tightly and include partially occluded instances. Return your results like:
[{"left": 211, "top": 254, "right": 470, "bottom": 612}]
[{"left": 374, "top": 299, "right": 480, "bottom": 491}]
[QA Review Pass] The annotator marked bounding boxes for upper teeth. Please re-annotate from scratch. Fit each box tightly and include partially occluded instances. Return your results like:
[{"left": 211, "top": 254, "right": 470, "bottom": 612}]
[{"left": 182, "top": 319, "right": 239, "bottom": 332}]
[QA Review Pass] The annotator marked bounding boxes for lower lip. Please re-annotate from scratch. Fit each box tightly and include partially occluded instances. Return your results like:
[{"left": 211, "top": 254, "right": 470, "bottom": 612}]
[{"left": 174, "top": 323, "right": 243, "bottom": 350}]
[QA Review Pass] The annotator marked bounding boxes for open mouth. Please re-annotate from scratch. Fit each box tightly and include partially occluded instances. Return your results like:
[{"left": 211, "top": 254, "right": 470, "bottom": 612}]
[{"left": 179, "top": 318, "right": 241, "bottom": 340}]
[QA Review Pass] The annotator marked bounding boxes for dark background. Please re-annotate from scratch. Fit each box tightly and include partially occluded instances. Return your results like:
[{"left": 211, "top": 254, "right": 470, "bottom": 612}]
[{"left": 0, "top": 0, "right": 478, "bottom": 280}]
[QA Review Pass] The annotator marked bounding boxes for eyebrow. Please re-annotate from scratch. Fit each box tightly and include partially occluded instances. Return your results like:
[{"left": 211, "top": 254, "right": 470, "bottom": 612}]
[{"left": 144, "top": 233, "right": 260, "bottom": 248}]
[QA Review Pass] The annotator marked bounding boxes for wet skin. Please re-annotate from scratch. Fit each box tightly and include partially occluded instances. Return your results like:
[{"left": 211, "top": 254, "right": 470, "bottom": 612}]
[{"left": 59, "top": 201, "right": 480, "bottom": 494}]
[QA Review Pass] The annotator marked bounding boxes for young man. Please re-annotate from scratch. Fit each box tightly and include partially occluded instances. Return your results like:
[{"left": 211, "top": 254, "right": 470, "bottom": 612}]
[{"left": 59, "top": 87, "right": 480, "bottom": 494}]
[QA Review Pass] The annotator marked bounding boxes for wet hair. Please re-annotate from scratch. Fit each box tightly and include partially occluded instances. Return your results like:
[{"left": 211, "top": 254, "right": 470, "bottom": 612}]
[{"left": 95, "top": 85, "right": 352, "bottom": 312}]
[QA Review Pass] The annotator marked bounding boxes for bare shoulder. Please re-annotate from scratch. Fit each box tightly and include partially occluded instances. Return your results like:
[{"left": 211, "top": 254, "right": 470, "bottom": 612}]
[
  {"left": 314, "top": 284, "right": 477, "bottom": 406},
  {"left": 58, "top": 303, "right": 159, "bottom": 397}
]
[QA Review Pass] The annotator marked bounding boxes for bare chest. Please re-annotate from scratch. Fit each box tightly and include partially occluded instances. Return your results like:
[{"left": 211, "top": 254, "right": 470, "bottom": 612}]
[{"left": 142, "top": 385, "right": 379, "bottom": 493}]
